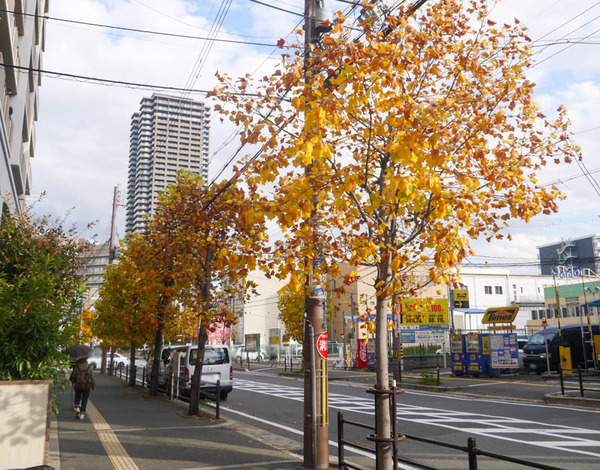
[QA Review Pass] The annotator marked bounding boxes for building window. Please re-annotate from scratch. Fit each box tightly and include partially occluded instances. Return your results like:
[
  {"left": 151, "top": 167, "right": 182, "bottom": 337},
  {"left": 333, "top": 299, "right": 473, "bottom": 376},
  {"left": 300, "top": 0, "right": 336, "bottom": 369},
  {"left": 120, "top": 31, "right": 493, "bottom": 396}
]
[
  {"left": 532, "top": 310, "right": 538, "bottom": 320},
  {"left": 495, "top": 286, "right": 503, "bottom": 295},
  {"left": 484, "top": 286, "right": 492, "bottom": 295}
]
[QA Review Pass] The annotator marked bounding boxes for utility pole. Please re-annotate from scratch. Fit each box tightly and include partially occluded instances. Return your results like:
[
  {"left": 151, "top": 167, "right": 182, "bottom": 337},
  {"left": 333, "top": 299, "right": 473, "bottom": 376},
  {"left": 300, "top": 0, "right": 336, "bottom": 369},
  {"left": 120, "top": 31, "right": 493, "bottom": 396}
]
[
  {"left": 102, "top": 185, "right": 120, "bottom": 375},
  {"left": 303, "top": 1, "right": 329, "bottom": 468}
]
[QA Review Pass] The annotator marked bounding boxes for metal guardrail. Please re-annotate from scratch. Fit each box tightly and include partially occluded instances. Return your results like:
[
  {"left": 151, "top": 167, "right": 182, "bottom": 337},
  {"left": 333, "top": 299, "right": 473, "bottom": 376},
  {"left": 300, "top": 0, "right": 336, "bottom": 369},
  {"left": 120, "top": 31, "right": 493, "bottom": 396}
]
[
  {"left": 338, "top": 412, "right": 564, "bottom": 470},
  {"left": 114, "top": 364, "right": 222, "bottom": 419},
  {"left": 558, "top": 366, "right": 600, "bottom": 397}
]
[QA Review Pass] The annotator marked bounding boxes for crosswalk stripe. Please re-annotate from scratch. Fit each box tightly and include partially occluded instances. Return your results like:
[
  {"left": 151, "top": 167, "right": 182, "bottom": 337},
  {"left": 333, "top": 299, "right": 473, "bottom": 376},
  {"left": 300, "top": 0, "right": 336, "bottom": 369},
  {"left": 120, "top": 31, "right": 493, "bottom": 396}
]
[{"left": 234, "top": 377, "right": 600, "bottom": 458}]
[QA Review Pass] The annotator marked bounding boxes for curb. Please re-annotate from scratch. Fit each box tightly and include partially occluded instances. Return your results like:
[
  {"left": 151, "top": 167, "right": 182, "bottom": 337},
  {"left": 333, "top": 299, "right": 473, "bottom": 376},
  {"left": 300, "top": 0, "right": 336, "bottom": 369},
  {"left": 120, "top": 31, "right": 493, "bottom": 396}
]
[
  {"left": 544, "top": 392, "right": 600, "bottom": 409},
  {"left": 48, "top": 414, "right": 60, "bottom": 470}
]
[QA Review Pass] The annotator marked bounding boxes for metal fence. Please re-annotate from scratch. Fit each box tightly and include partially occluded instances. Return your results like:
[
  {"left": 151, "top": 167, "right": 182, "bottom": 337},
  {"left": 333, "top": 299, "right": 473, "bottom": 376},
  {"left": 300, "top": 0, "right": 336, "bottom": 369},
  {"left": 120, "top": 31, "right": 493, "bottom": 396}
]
[
  {"left": 558, "top": 366, "right": 600, "bottom": 397},
  {"left": 337, "top": 412, "right": 565, "bottom": 470},
  {"left": 114, "top": 364, "right": 222, "bottom": 419}
]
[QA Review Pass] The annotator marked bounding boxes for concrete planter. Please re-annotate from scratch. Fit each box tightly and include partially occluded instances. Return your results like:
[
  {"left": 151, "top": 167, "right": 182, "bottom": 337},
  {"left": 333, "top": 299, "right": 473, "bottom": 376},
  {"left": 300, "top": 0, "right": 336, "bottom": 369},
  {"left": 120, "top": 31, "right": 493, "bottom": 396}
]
[{"left": 0, "top": 380, "right": 53, "bottom": 470}]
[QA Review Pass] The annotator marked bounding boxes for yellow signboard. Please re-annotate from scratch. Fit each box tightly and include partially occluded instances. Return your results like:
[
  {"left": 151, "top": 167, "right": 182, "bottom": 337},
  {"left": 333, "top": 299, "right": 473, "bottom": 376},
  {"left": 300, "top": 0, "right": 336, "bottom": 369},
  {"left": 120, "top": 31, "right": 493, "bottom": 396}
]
[
  {"left": 487, "top": 324, "right": 516, "bottom": 331},
  {"left": 453, "top": 289, "right": 469, "bottom": 308},
  {"left": 399, "top": 299, "right": 449, "bottom": 326},
  {"left": 481, "top": 306, "right": 519, "bottom": 324}
]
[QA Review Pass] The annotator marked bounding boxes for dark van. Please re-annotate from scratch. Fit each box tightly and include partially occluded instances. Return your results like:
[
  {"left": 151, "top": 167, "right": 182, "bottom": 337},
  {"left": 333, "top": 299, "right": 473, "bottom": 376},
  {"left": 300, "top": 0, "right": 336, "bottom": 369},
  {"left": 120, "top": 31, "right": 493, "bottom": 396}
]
[{"left": 523, "top": 324, "right": 600, "bottom": 372}]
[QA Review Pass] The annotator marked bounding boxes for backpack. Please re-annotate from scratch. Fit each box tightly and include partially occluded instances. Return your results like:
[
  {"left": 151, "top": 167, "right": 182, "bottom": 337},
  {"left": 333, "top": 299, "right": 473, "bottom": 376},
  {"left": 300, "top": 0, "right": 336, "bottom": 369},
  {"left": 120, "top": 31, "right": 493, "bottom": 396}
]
[{"left": 73, "top": 364, "right": 92, "bottom": 391}]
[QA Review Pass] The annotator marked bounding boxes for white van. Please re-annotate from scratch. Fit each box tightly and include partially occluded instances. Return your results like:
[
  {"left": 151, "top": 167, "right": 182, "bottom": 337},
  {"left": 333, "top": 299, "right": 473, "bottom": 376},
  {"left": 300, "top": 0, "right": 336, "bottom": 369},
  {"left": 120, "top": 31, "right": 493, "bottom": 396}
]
[
  {"left": 176, "top": 344, "right": 233, "bottom": 400},
  {"left": 146, "top": 344, "right": 188, "bottom": 387}
]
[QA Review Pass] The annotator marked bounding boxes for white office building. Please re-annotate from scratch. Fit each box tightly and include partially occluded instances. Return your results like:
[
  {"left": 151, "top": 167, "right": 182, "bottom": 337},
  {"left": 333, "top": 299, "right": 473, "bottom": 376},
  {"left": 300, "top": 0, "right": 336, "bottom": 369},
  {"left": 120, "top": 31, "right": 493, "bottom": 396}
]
[
  {"left": 126, "top": 94, "right": 210, "bottom": 233},
  {"left": 0, "top": 0, "right": 49, "bottom": 216}
]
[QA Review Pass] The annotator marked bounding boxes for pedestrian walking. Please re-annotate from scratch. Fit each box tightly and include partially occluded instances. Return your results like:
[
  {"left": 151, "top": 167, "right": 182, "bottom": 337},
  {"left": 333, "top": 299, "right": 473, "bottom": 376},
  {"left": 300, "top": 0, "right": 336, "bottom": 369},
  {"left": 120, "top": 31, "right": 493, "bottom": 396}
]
[{"left": 69, "top": 357, "right": 95, "bottom": 420}]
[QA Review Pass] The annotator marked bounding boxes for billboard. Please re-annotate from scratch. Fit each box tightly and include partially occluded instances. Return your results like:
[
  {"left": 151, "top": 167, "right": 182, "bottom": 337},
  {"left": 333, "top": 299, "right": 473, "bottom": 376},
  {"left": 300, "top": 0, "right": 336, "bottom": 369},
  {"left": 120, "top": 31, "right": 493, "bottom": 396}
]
[
  {"left": 399, "top": 298, "right": 449, "bottom": 328},
  {"left": 482, "top": 306, "right": 519, "bottom": 324}
]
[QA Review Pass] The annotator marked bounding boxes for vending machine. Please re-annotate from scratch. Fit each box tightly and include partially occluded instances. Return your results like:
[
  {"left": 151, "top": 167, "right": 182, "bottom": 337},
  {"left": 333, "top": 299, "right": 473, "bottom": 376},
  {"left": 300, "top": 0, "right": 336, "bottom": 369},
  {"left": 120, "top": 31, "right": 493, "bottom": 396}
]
[
  {"left": 450, "top": 333, "right": 467, "bottom": 376},
  {"left": 466, "top": 332, "right": 491, "bottom": 376},
  {"left": 488, "top": 332, "right": 518, "bottom": 377}
]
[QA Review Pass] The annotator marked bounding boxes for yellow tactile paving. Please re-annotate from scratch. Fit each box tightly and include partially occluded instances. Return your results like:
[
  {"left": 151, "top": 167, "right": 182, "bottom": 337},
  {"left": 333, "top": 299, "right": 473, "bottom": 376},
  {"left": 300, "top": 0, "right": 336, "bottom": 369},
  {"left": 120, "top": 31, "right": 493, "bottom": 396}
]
[{"left": 87, "top": 401, "right": 140, "bottom": 470}]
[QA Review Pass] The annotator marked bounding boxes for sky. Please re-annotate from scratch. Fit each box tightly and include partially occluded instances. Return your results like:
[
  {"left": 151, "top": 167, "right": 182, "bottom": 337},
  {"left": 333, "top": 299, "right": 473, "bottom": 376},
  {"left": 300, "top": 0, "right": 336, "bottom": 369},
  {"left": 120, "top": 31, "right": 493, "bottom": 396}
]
[{"left": 28, "top": 0, "right": 600, "bottom": 274}]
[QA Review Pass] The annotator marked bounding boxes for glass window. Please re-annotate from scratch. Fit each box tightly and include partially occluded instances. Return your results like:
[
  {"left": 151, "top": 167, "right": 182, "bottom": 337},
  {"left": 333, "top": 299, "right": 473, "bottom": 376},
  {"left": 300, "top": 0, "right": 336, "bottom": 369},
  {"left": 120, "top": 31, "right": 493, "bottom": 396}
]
[
  {"left": 495, "top": 286, "right": 503, "bottom": 295},
  {"left": 189, "top": 347, "right": 229, "bottom": 365},
  {"left": 484, "top": 286, "right": 492, "bottom": 295},
  {"left": 528, "top": 330, "right": 556, "bottom": 345}
]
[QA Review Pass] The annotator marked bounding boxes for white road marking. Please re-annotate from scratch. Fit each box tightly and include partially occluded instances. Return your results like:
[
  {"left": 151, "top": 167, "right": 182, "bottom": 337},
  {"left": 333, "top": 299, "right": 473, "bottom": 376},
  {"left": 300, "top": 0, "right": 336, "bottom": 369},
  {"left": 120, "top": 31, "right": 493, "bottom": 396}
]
[
  {"left": 221, "top": 406, "right": 416, "bottom": 470},
  {"left": 233, "top": 377, "right": 600, "bottom": 459}
]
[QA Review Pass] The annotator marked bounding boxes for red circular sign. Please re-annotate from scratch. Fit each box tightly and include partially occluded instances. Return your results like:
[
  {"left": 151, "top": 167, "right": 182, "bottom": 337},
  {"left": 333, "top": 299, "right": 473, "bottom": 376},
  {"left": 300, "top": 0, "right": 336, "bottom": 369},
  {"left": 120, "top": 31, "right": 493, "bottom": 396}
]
[{"left": 317, "top": 331, "right": 328, "bottom": 359}]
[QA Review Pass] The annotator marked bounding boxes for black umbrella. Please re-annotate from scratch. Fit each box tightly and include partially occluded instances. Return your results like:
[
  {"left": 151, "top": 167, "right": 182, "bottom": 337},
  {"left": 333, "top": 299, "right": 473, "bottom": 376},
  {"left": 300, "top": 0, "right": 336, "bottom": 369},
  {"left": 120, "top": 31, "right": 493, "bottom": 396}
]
[{"left": 66, "top": 344, "right": 93, "bottom": 361}]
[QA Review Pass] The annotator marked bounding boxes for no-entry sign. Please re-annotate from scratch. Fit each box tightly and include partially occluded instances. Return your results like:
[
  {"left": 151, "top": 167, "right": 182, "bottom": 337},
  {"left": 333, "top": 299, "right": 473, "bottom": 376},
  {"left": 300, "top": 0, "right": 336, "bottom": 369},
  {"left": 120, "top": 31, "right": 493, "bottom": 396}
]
[{"left": 317, "top": 331, "right": 328, "bottom": 359}]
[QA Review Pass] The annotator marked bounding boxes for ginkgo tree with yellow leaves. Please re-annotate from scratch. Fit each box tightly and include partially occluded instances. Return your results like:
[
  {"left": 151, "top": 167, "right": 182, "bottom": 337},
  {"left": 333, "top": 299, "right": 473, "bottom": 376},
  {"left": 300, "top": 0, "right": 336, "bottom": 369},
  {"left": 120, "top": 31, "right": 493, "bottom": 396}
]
[
  {"left": 210, "top": 0, "right": 579, "bottom": 466},
  {"left": 144, "top": 172, "right": 268, "bottom": 416},
  {"left": 94, "top": 252, "right": 159, "bottom": 386}
]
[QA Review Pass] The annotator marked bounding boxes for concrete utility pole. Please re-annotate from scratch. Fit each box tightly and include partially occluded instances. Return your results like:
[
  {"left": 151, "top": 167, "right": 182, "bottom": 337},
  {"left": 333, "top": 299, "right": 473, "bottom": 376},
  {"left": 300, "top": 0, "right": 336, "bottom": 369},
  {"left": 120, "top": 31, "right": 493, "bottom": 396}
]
[
  {"left": 303, "top": 1, "right": 329, "bottom": 468},
  {"left": 102, "top": 185, "right": 120, "bottom": 375}
]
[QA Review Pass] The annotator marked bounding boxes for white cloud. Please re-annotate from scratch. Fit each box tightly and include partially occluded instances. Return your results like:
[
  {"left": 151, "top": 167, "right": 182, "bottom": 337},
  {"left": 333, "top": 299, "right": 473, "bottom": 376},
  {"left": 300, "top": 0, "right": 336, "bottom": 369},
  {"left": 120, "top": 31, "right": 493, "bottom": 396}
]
[{"left": 28, "top": 0, "right": 600, "bottom": 271}]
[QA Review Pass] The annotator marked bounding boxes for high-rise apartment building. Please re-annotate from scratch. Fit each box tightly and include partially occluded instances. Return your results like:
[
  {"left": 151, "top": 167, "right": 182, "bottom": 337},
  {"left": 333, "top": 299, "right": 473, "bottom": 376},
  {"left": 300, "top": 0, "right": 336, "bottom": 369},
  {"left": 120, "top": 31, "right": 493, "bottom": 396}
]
[
  {"left": 126, "top": 94, "right": 210, "bottom": 233},
  {"left": 0, "top": 0, "right": 49, "bottom": 217}
]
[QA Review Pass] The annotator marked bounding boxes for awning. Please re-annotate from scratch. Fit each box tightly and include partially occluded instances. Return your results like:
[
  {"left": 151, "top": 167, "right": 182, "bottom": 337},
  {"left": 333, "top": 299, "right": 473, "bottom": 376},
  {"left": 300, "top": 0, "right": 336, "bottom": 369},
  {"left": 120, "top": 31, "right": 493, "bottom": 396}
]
[
  {"left": 454, "top": 308, "right": 486, "bottom": 315},
  {"left": 587, "top": 299, "right": 600, "bottom": 306}
]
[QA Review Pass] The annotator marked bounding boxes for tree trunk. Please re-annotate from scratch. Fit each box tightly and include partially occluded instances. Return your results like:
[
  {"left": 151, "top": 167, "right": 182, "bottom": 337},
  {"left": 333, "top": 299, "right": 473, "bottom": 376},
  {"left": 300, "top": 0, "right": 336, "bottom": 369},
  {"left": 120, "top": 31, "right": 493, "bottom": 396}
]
[
  {"left": 188, "top": 323, "right": 209, "bottom": 416},
  {"left": 128, "top": 340, "right": 137, "bottom": 387},
  {"left": 101, "top": 348, "right": 108, "bottom": 375},
  {"left": 109, "top": 348, "right": 115, "bottom": 376},
  {"left": 149, "top": 312, "right": 165, "bottom": 396},
  {"left": 375, "top": 261, "right": 393, "bottom": 470}
]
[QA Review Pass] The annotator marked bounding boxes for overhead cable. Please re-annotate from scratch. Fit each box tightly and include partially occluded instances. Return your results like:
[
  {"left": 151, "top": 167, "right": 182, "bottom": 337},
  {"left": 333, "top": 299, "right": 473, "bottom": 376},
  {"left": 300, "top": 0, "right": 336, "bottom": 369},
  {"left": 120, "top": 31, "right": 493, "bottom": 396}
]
[{"left": 0, "top": 9, "right": 278, "bottom": 47}]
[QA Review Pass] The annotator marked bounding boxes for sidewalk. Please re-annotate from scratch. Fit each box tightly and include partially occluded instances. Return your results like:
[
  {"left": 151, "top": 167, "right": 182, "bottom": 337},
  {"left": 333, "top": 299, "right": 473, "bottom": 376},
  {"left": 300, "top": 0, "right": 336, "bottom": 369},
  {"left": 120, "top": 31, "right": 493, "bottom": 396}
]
[{"left": 50, "top": 373, "right": 314, "bottom": 470}]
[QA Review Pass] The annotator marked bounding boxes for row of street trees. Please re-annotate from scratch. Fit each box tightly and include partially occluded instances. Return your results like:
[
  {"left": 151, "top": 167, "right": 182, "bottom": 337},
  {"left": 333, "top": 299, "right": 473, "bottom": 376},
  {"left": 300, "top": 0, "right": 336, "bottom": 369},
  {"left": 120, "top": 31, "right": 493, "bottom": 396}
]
[{"left": 93, "top": 173, "right": 267, "bottom": 415}]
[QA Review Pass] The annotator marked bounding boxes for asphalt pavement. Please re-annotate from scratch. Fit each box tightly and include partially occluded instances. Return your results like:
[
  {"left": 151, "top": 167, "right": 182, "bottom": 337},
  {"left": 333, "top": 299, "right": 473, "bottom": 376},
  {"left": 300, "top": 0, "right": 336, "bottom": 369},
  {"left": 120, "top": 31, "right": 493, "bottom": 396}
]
[
  {"left": 48, "top": 362, "right": 600, "bottom": 470},
  {"left": 50, "top": 372, "right": 315, "bottom": 470}
]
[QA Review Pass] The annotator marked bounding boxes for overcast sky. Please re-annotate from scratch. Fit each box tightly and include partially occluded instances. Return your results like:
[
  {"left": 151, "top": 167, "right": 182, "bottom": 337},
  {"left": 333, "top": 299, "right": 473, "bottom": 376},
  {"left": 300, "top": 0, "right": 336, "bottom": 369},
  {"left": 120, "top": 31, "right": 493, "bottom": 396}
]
[{"left": 28, "top": 0, "right": 600, "bottom": 274}]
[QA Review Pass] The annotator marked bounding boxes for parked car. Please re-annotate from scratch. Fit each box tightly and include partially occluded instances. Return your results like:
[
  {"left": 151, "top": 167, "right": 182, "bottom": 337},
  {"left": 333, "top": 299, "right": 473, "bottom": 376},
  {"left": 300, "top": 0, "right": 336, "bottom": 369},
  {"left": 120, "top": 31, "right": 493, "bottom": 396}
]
[
  {"left": 233, "top": 346, "right": 267, "bottom": 362},
  {"left": 523, "top": 325, "right": 600, "bottom": 372},
  {"left": 517, "top": 335, "right": 530, "bottom": 369},
  {"left": 147, "top": 344, "right": 233, "bottom": 400},
  {"left": 88, "top": 352, "right": 130, "bottom": 370},
  {"left": 88, "top": 354, "right": 102, "bottom": 370},
  {"left": 178, "top": 344, "right": 233, "bottom": 400}
]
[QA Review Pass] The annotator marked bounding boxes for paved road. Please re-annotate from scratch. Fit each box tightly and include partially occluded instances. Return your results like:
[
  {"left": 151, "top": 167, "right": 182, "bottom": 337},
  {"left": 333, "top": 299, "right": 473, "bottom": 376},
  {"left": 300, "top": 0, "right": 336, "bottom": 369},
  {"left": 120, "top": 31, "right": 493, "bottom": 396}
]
[{"left": 219, "top": 367, "right": 600, "bottom": 469}]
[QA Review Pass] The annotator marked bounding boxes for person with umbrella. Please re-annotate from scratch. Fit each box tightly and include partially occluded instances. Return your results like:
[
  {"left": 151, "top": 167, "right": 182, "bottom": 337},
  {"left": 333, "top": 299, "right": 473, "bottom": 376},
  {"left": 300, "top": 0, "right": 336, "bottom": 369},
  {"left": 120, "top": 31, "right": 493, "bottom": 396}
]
[{"left": 67, "top": 345, "right": 96, "bottom": 420}]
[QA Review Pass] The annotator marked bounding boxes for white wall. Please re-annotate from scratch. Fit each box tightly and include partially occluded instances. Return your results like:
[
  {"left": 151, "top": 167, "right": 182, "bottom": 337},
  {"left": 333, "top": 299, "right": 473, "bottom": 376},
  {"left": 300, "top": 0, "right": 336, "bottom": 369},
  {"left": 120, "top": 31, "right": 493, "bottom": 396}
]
[
  {"left": 459, "top": 268, "right": 553, "bottom": 330},
  {"left": 241, "top": 270, "right": 287, "bottom": 349}
]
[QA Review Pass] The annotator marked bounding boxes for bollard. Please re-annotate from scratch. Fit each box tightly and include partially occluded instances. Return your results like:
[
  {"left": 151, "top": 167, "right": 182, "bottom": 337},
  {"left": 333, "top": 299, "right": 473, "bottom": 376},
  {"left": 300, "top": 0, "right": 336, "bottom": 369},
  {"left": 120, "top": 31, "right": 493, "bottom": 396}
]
[
  {"left": 559, "top": 365, "right": 564, "bottom": 395},
  {"left": 578, "top": 366, "right": 584, "bottom": 397},
  {"left": 142, "top": 367, "right": 146, "bottom": 388},
  {"left": 216, "top": 380, "right": 221, "bottom": 420},
  {"left": 467, "top": 437, "right": 478, "bottom": 470},
  {"left": 437, "top": 366, "right": 440, "bottom": 386},
  {"left": 338, "top": 412, "right": 345, "bottom": 468}
]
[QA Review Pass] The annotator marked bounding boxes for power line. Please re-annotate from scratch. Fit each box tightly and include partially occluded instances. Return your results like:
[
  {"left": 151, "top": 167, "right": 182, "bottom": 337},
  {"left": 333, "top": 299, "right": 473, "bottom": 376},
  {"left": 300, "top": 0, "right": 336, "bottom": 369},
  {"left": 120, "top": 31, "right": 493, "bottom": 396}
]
[
  {"left": 129, "top": 0, "right": 280, "bottom": 39},
  {"left": 0, "top": 9, "right": 279, "bottom": 48},
  {"left": 0, "top": 63, "right": 290, "bottom": 100},
  {"left": 247, "top": 0, "right": 304, "bottom": 18}
]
